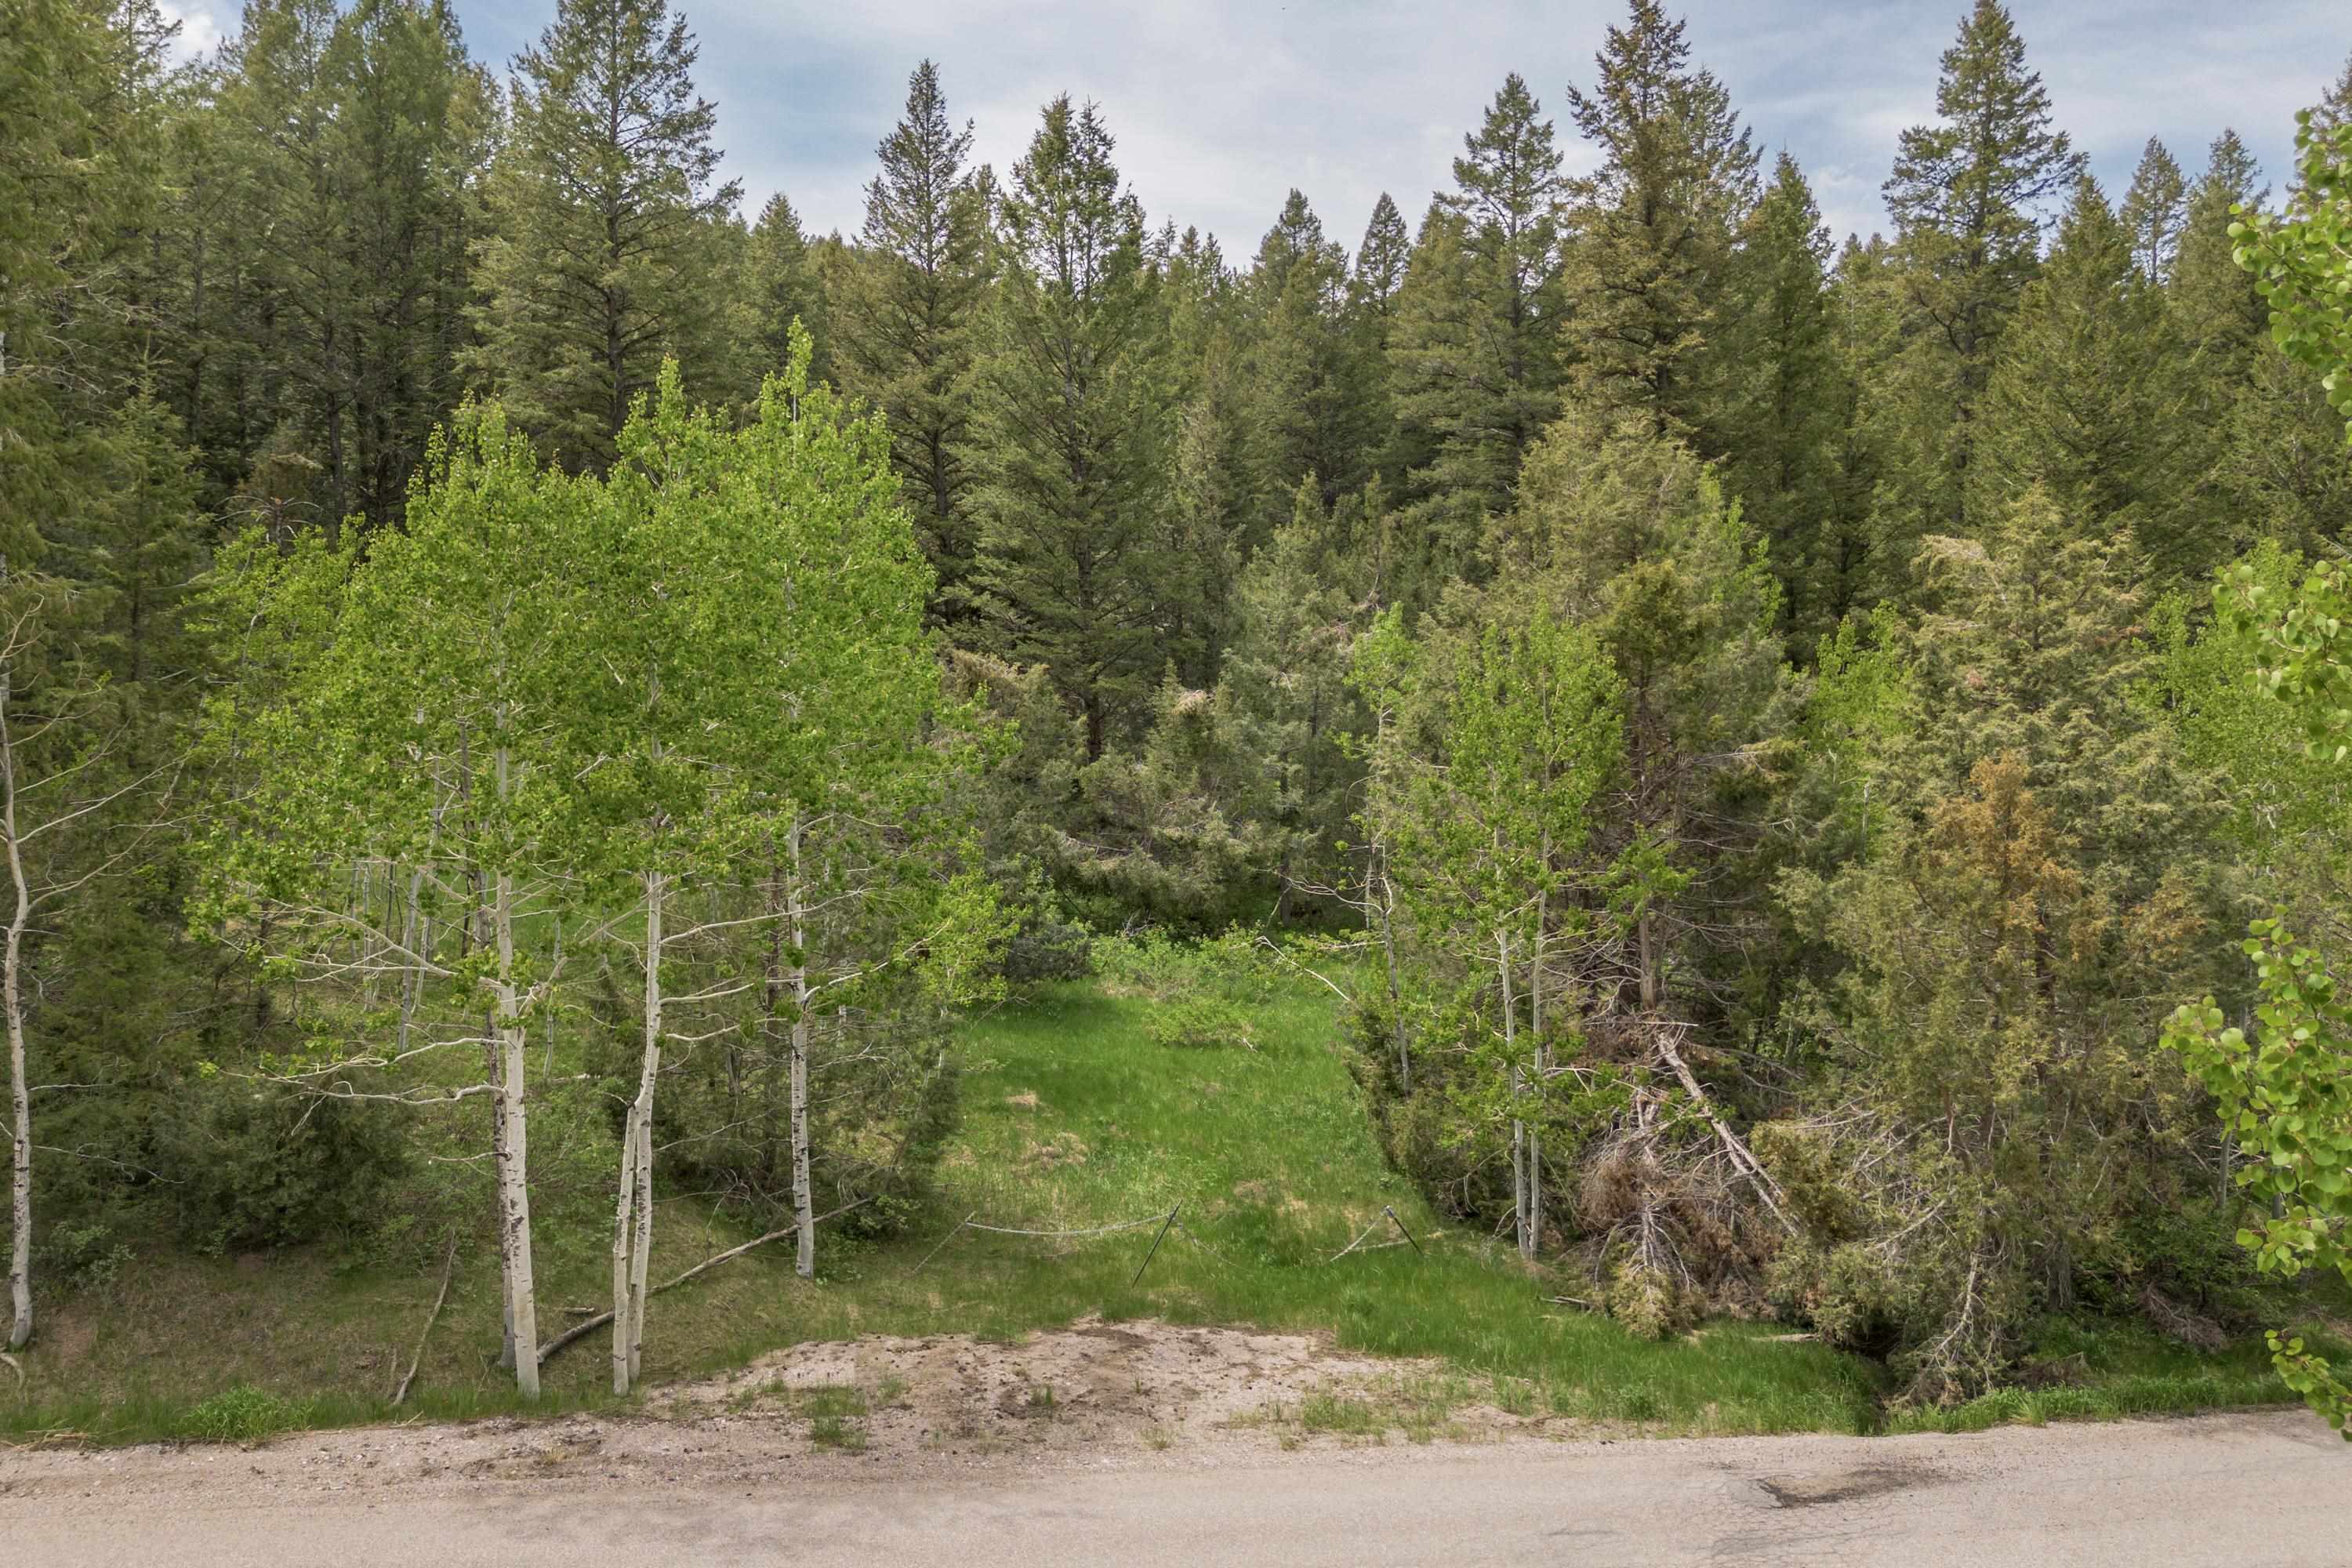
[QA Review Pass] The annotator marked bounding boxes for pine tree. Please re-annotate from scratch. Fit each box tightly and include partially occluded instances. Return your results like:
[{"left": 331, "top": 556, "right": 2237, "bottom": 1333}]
[
  {"left": 747, "top": 193, "right": 828, "bottom": 383},
  {"left": 2118, "top": 137, "right": 2187, "bottom": 285},
  {"left": 1973, "top": 178, "right": 2195, "bottom": 579},
  {"left": 2181, "top": 114, "right": 2352, "bottom": 558},
  {"left": 1561, "top": 0, "right": 1759, "bottom": 441},
  {"left": 2170, "top": 131, "right": 2266, "bottom": 361},
  {"left": 1348, "top": 192, "right": 1410, "bottom": 332},
  {"left": 1879, "top": 0, "right": 2084, "bottom": 536},
  {"left": 1238, "top": 191, "right": 1381, "bottom": 538},
  {"left": 2310, "top": 50, "right": 2352, "bottom": 135},
  {"left": 829, "top": 61, "right": 989, "bottom": 616},
  {"left": 1385, "top": 77, "right": 1567, "bottom": 604},
  {"left": 964, "top": 96, "right": 1176, "bottom": 760},
  {"left": 1218, "top": 481, "right": 1367, "bottom": 918},
  {"left": 468, "top": 0, "right": 742, "bottom": 469},
  {"left": 1711, "top": 153, "right": 1849, "bottom": 646},
  {"left": 1778, "top": 491, "right": 2223, "bottom": 1398}
]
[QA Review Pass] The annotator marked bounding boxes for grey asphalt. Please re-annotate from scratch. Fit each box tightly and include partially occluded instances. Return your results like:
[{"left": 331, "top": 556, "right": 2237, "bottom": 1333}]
[{"left": 9, "top": 1408, "right": 2343, "bottom": 1566}]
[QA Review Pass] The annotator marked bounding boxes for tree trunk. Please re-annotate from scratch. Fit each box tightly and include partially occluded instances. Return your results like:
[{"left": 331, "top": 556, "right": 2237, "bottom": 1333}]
[
  {"left": 486, "top": 717, "right": 541, "bottom": 1402},
  {"left": 1501, "top": 931, "right": 1532, "bottom": 1264},
  {"left": 2, "top": 673, "right": 32, "bottom": 1350},
  {"left": 1529, "top": 873, "right": 1548, "bottom": 1259},
  {"left": 612, "top": 869, "right": 665, "bottom": 1393},
  {"left": 789, "top": 816, "right": 815, "bottom": 1279}
]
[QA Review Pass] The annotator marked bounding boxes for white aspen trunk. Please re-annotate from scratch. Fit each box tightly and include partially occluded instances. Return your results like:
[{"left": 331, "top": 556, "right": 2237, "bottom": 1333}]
[
  {"left": 2, "top": 673, "right": 32, "bottom": 1349},
  {"left": 1370, "top": 710, "right": 1410, "bottom": 1093},
  {"left": 624, "top": 869, "right": 662, "bottom": 1387},
  {"left": 1501, "top": 931, "right": 1532, "bottom": 1264},
  {"left": 488, "top": 703, "right": 540, "bottom": 1398},
  {"left": 789, "top": 816, "right": 815, "bottom": 1279},
  {"left": 1529, "top": 872, "right": 1548, "bottom": 1261},
  {"left": 628, "top": 1098, "right": 652, "bottom": 1381},
  {"left": 609, "top": 1099, "right": 639, "bottom": 1395},
  {"left": 397, "top": 865, "right": 424, "bottom": 1057}
]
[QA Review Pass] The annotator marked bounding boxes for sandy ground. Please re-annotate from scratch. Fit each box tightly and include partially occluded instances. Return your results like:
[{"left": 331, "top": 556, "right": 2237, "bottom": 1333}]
[
  {"left": 0, "top": 1317, "right": 1511, "bottom": 1503},
  {"left": 4, "top": 1320, "right": 2345, "bottom": 1566}
]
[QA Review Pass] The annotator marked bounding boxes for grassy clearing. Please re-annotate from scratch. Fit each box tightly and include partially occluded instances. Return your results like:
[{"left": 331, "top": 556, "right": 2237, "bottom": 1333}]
[{"left": 2, "top": 976, "right": 2336, "bottom": 1446}]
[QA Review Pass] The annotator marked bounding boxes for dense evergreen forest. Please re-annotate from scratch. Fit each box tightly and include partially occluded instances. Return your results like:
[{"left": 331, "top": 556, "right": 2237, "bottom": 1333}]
[{"left": 8, "top": 0, "right": 2352, "bottom": 1425}]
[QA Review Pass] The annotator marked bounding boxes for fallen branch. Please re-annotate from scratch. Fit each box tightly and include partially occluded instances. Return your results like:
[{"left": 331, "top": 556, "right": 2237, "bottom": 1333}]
[
  {"left": 0, "top": 1351, "right": 20, "bottom": 1385},
  {"left": 2140, "top": 1283, "right": 2227, "bottom": 1352},
  {"left": 392, "top": 1235, "right": 459, "bottom": 1406},
  {"left": 1653, "top": 1029, "right": 1798, "bottom": 1236},
  {"left": 537, "top": 1195, "right": 875, "bottom": 1367}
]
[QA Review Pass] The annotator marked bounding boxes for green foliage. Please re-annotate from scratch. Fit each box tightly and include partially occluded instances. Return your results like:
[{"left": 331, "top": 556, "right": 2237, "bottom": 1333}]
[
  {"left": 155, "top": 1083, "right": 411, "bottom": 1254},
  {"left": 1384, "top": 75, "right": 1569, "bottom": 602},
  {"left": 2166, "top": 929, "right": 2352, "bottom": 1434},
  {"left": 826, "top": 61, "right": 989, "bottom": 614},
  {"left": 1561, "top": 0, "right": 1757, "bottom": 439},
  {"left": 2233, "top": 109, "right": 2352, "bottom": 444},
  {"left": 1777, "top": 490, "right": 2224, "bottom": 1402},
  {"left": 466, "top": 0, "right": 743, "bottom": 468},
  {"left": 1878, "top": 0, "right": 2085, "bottom": 537},
  {"left": 176, "top": 1385, "right": 312, "bottom": 1444},
  {"left": 964, "top": 96, "right": 1178, "bottom": 759}
]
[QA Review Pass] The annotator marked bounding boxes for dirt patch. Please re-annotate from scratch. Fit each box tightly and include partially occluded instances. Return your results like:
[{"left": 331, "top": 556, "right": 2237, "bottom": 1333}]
[
  {"left": 1021, "top": 1133, "right": 1090, "bottom": 1171},
  {"left": 0, "top": 1319, "right": 1548, "bottom": 1507},
  {"left": 1004, "top": 1091, "right": 1040, "bottom": 1112},
  {"left": 674, "top": 1315, "right": 1461, "bottom": 1458}
]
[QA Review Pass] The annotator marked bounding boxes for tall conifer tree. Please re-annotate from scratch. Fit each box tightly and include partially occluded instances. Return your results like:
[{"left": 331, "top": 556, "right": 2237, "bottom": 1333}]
[
  {"left": 468, "top": 0, "right": 741, "bottom": 468},
  {"left": 2118, "top": 137, "right": 2188, "bottom": 285},
  {"left": 1879, "top": 0, "right": 2083, "bottom": 536},
  {"left": 1714, "top": 154, "right": 1852, "bottom": 645},
  {"left": 830, "top": 61, "right": 989, "bottom": 615},
  {"left": 1561, "top": 0, "right": 1758, "bottom": 441},
  {"left": 964, "top": 96, "right": 1175, "bottom": 760},
  {"left": 1385, "top": 76, "right": 1568, "bottom": 604}
]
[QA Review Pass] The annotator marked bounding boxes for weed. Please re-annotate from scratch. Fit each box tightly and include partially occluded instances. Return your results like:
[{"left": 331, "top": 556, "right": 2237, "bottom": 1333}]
[
  {"left": 176, "top": 1387, "right": 309, "bottom": 1445},
  {"left": 793, "top": 1385, "right": 869, "bottom": 1451}
]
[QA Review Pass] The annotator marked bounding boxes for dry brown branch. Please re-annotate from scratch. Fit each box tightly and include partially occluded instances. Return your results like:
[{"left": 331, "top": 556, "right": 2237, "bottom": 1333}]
[
  {"left": 536, "top": 1195, "right": 875, "bottom": 1367},
  {"left": 391, "top": 1236, "right": 459, "bottom": 1406}
]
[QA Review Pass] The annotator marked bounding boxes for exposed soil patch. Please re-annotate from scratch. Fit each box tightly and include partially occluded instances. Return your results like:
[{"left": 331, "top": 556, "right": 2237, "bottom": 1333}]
[{"left": 0, "top": 1317, "right": 1554, "bottom": 1506}]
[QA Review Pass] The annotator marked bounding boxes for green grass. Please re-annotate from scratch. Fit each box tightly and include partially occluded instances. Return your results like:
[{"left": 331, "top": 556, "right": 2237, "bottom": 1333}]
[{"left": 1, "top": 975, "right": 2336, "bottom": 1446}]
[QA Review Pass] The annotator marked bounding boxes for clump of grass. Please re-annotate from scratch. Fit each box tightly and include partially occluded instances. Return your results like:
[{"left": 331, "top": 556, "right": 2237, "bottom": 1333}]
[
  {"left": 1299, "top": 1391, "right": 1384, "bottom": 1436},
  {"left": 792, "top": 1385, "right": 870, "bottom": 1451},
  {"left": 176, "top": 1386, "right": 310, "bottom": 1445}
]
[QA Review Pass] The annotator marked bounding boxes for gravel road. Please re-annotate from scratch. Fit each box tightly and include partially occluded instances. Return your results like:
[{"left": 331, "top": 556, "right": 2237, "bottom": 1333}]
[{"left": 6, "top": 1406, "right": 2341, "bottom": 1567}]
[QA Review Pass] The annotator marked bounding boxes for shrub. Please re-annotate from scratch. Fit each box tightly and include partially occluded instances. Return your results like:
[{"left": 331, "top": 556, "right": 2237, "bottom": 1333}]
[
  {"left": 154, "top": 1080, "right": 411, "bottom": 1253},
  {"left": 36, "top": 1221, "right": 133, "bottom": 1295}
]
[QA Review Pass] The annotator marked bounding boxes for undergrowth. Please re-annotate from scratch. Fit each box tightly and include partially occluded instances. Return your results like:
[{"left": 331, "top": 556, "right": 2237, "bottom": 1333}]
[{"left": 2, "top": 942, "right": 2336, "bottom": 1446}]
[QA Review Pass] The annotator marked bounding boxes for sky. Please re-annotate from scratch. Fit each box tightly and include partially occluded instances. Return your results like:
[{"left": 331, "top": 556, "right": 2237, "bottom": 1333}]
[{"left": 164, "top": 0, "right": 2350, "bottom": 259}]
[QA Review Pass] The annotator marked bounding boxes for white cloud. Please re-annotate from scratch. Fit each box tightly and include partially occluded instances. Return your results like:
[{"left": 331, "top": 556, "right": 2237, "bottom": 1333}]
[{"left": 159, "top": 1, "right": 224, "bottom": 64}]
